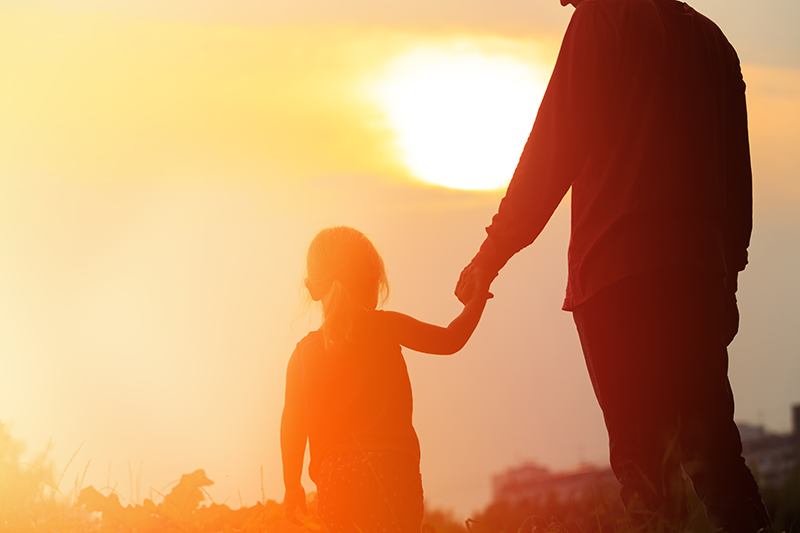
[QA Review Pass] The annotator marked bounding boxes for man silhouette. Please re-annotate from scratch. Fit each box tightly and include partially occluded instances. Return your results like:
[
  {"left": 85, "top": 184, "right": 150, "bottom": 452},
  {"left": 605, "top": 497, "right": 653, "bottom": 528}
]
[{"left": 456, "top": 0, "right": 772, "bottom": 531}]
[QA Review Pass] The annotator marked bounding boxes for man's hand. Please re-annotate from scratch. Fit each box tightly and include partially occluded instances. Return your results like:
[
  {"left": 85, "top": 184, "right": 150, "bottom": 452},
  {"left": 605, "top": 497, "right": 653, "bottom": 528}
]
[
  {"left": 283, "top": 484, "right": 307, "bottom": 526},
  {"left": 456, "top": 263, "right": 495, "bottom": 305}
]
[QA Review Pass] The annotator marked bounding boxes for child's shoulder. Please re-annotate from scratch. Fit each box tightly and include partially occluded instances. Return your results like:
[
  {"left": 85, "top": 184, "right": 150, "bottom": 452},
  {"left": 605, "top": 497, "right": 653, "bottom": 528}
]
[
  {"left": 365, "top": 309, "right": 408, "bottom": 341},
  {"left": 372, "top": 309, "right": 412, "bottom": 328},
  {"left": 367, "top": 309, "right": 399, "bottom": 329},
  {"left": 293, "top": 329, "right": 324, "bottom": 355},
  {"left": 372, "top": 309, "right": 402, "bottom": 322}
]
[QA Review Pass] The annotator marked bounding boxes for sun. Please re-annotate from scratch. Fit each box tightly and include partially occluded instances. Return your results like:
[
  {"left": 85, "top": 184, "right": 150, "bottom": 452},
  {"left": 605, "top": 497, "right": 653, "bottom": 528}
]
[{"left": 372, "top": 46, "right": 546, "bottom": 191}]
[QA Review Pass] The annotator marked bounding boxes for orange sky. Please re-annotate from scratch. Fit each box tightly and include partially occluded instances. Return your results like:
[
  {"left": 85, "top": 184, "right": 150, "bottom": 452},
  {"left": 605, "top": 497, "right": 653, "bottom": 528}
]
[{"left": 1, "top": 1, "right": 799, "bottom": 516}]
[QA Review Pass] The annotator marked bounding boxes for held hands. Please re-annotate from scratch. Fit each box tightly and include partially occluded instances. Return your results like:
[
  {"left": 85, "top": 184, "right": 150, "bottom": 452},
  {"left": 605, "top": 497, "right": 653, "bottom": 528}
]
[
  {"left": 455, "top": 263, "right": 495, "bottom": 305},
  {"left": 283, "top": 483, "right": 307, "bottom": 526}
]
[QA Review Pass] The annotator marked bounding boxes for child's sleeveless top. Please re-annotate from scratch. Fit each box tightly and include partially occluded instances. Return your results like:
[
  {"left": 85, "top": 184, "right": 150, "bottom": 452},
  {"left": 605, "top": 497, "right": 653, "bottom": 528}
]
[{"left": 291, "top": 310, "right": 421, "bottom": 483}]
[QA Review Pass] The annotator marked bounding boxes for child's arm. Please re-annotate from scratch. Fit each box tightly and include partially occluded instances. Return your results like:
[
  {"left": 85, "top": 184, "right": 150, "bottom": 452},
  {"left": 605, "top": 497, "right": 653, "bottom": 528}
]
[
  {"left": 280, "top": 353, "right": 308, "bottom": 525},
  {"left": 385, "top": 268, "right": 493, "bottom": 355}
]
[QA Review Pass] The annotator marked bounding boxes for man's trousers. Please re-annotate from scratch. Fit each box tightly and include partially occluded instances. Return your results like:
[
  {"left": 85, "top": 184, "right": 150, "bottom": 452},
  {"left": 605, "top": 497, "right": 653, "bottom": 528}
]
[{"left": 573, "top": 268, "right": 771, "bottom": 533}]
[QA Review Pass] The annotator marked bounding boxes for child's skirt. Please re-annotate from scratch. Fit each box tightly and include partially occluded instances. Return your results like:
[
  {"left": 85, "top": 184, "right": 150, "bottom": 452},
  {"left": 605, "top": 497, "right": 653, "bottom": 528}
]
[{"left": 316, "top": 450, "right": 424, "bottom": 533}]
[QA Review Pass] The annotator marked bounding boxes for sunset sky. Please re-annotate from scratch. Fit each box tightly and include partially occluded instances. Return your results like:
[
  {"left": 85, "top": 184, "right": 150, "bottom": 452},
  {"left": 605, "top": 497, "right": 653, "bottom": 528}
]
[{"left": 1, "top": 0, "right": 799, "bottom": 516}]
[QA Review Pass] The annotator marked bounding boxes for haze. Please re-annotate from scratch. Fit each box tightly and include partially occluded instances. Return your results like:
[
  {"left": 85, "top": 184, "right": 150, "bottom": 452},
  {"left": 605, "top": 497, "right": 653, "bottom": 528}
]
[{"left": 0, "top": 0, "right": 798, "bottom": 516}]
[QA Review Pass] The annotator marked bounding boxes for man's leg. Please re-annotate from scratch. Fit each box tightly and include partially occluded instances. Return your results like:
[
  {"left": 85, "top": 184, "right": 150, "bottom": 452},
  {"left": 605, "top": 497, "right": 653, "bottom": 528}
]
[
  {"left": 573, "top": 269, "right": 770, "bottom": 532},
  {"left": 673, "top": 286, "right": 771, "bottom": 533},
  {"left": 573, "top": 270, "right": 688, "bottom": 528}
]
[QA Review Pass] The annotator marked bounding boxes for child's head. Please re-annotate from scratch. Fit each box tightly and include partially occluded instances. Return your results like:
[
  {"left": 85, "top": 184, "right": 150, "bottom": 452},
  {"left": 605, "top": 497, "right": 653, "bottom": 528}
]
[{"left": 304, "top": 226, "right": 389, "bottom": 347}]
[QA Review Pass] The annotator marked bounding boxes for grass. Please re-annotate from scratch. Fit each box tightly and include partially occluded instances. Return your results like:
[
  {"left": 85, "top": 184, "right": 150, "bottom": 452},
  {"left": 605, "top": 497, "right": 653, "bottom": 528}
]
[
  {"left": 460, "top": 481, "right": 718, "bottom": 533},
  {"left": 1, "top": 423, "right": 797, "bottom": 532}
]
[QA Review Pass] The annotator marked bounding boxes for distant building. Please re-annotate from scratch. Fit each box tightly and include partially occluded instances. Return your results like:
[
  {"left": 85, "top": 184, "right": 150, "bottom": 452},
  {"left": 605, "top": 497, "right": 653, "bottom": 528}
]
[
  {"left": 492, "top": 405, "right": 800, "bottom": 506},
  {"left": 739, "top": 404, "right": 800, "bottom": 488},
  {"left": 491, "top": 462, "right": 619, "bottom": 506}
]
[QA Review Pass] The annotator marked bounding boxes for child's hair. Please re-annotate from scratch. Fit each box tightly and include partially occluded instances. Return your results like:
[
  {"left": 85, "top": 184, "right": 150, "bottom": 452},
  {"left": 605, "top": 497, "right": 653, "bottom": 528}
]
[{"left": 305, "top": 226, "right": 389, "bottom": 349}]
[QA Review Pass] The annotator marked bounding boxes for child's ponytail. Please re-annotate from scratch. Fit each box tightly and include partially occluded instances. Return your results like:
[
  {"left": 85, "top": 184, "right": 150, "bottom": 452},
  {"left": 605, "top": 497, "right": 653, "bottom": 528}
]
[
  {"left": 320, "top": 279, "right": 357, "bottom": 349},
  {"left": 304, "top": 227, "right": 389, "bottom": 350}
]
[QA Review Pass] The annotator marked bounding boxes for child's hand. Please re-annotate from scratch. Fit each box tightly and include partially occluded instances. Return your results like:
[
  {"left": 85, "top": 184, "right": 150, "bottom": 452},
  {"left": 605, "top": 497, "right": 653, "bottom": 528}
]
[
  {"left": 456, "top": 263, "right": 495, "bottom": 304},
  {"left": 283, "top": 484, "right": 307, "bottom": 526},
  {"left": 467, "top": 266, "right": 495, "bottom": 303}
]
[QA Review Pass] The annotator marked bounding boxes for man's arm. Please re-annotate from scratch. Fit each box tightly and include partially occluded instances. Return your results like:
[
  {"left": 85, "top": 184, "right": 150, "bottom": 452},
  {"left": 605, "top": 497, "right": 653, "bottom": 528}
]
[{"left": 457, "top": 1, "right": 616, "bottom": 302}]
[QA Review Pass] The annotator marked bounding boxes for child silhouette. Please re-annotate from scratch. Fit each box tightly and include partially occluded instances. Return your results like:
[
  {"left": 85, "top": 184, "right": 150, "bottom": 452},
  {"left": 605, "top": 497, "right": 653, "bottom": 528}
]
[{"left": 281, "top": 226, "right": 492, "bottom": 533}]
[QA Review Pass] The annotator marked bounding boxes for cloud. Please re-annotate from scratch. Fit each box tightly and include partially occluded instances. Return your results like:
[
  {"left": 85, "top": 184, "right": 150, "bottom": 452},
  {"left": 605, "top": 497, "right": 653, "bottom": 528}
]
[
  {"left": 0, "top": 11, "right": 562, "bottom": 188},
  {"left": 1, "top": 0, "right": 572, "bottom": 34},
  {"left": 0, "top": 13, "right": 400, "bottom": 182}
]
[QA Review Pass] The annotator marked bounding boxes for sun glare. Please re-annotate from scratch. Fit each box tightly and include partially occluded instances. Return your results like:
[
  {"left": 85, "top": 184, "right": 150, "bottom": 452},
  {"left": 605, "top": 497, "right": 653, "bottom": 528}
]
[{"left": 373, "top": 47, "right": 546, "bottom": 191}]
